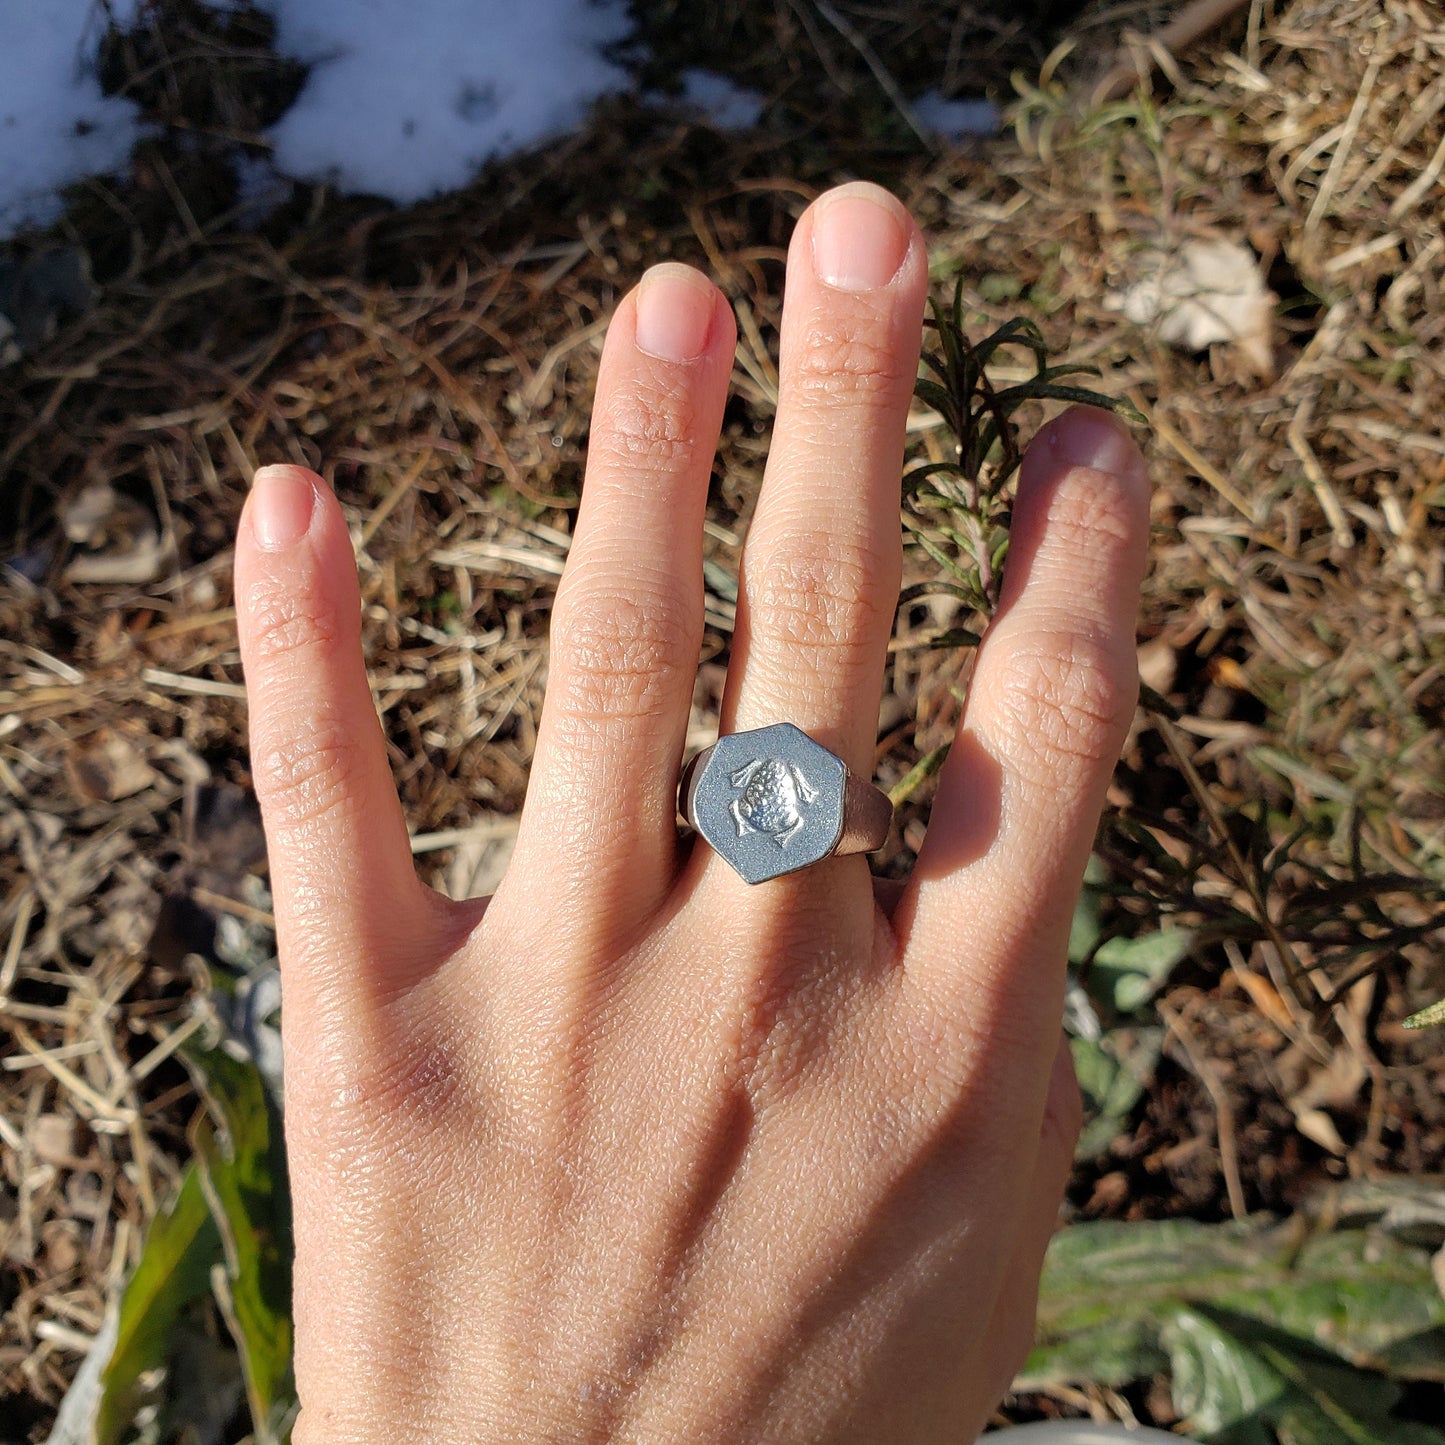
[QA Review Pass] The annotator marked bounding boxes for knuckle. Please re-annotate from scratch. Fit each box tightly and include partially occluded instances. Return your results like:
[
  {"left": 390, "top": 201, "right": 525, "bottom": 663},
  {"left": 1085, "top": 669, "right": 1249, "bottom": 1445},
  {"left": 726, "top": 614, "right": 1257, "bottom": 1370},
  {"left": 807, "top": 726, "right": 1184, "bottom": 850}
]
[
  {"left": 988, "top": 628, "right": 1136, "bottom": 785},
  {"left": 549, "top": 582, "right": 687, "bottom": 725},
  {"left": 590, "top": 378, "right": 698, "bottom": 475},
  {"left": 254, "top": 710, "right": 367, "bottom": 830},
  {"left": 246, "top": 576, "right": 341, "bottom": 664},
  {"left": 790, "top": 318, "right": 905, "bottom": 410},
  {"left": 748, "top": 540, "right": 890, "bottom": 660}
]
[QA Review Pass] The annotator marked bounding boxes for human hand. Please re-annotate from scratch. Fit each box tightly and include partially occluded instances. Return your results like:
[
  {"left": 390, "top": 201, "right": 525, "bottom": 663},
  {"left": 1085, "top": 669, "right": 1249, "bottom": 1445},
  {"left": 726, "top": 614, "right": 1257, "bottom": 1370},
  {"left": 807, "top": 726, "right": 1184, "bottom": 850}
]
[{"left": 234, "top": 181, "right": 1148, "bottom": 1442}]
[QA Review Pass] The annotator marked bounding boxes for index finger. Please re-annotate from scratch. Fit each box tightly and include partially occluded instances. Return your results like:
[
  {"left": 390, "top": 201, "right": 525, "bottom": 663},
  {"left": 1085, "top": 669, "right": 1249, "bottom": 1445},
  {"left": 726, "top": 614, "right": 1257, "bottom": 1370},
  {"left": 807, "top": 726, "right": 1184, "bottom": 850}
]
[{"left": 899, "top": 407, "right": 1149, "bottom": 1033}]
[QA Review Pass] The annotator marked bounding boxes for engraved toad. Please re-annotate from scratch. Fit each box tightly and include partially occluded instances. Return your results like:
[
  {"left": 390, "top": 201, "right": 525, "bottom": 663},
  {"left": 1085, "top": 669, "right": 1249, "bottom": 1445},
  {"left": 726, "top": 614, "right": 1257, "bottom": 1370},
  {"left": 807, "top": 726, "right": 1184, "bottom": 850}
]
[{"left": 729, "top": 757, "right": 817, "bottom": 846}]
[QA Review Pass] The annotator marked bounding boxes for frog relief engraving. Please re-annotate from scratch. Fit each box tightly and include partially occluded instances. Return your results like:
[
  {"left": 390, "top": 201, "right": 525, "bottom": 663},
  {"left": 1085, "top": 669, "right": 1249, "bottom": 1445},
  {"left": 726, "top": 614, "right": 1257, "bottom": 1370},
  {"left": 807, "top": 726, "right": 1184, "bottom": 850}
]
[{"left": 728, "top": 757, "right": 818, "bottom": 847}]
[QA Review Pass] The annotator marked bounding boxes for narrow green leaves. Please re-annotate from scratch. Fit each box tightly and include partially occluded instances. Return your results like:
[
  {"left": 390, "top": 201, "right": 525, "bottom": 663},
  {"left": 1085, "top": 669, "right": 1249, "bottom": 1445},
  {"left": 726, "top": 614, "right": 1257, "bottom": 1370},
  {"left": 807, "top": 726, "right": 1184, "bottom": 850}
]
[
  {"left": 190, "top": 1046, "right": 295, "bottom": 1445},
  {"left": 67, "top": 1045, "right": 296, "bottom": 1445},
  {"left": 94, "top": 1163, "right": 220, "bottom": 1445},
  {"left": 907, "top": 283, "right": 1141, "bottom": 618}
]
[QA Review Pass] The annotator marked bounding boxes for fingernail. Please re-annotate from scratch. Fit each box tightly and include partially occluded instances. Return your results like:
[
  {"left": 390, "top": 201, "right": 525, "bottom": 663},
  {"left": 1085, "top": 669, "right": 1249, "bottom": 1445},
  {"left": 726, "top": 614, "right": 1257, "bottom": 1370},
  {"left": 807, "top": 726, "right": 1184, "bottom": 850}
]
[
  {"left": 811, "top": 184, "right": 909, "bottom": 292},
  {"left": 1047, "top": 406, "right": 1138, "bottom": 476},
  {"left": 250, "top": 466, "right": 317, "bottom": 551},
  {"left": 634, "top": 263, "right": 716, "bottom": 362}
]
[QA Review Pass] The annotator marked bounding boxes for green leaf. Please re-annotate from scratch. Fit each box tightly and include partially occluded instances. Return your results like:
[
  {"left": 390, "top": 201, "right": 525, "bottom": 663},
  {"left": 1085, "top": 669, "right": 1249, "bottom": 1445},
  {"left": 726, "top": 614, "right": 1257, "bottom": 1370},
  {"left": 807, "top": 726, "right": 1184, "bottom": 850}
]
[
  {"left": 972, "top": 315, "right": 1049, "bottom": 369},
  {"left": 1404, "top": 996, "right": 1445, "bottom": 1029},
  {"left": 1167, "top": 1306, "right": 1288, "bottom": 1436},
  {"left": 917, "top": 348, "right": 953, "bottom": 386},
  {"left": 187, "top": 1046, "right": 295, "bottom": 1445},
  {"left": 1034, "top": 361, "right": 1104, "bottom": 384},
  {"left": 925, "top": 295, "right": 966, "bottom": 388},
  {"left": 1070, "top": 1027, "right": 1164, "bottom": 1160},
  {"left": 992, "top": 380, "right": 1136, "bottom": 411},
  {"left": 888, "top": 742, "right": 951, "bottom": 808},
  {"left": 897, "top": 579, "right": 981, "bottom": 607},
  {"left": 913, "top": 377, "right": 959, "bottom": 424},
  {"left": 1067, "top": 880, "right": 1102, "bottom": 965},
  {"left": 902, "top": 459, "right": 968, "bottom": 492},
  {"left": 1090, "top": 927, "right": 1194, "bottom": 1012},
  {"left": 913, "top": 627, "right": 982, "bottom": 650},
  {"left": 1172, "top": 1306, "right": 1445, "bottom": 1444},
  {"left": 1140, "top": 678, "right": 1182, "bottom": 720},
  {"left": 1023, "top": 1195, "right": 1445, "bottom": 1445},
  {"left": 907, "top": 526, "right": 970, "bottom": 580},
  {"left": 95, "top": 1163, "right": 221, "bottom": 1444}
]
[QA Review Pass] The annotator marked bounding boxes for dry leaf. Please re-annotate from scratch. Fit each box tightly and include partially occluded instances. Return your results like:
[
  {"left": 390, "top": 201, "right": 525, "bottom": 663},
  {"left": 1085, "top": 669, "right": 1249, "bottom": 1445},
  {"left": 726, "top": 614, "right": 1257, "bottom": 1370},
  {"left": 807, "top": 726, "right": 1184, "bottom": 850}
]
[
  {"left": 60, "top": 481, "right": 121, "bottom": 546},
  {"left": 32, "top": 1114, "right": 85, "bottom": 1169},
  {"left": 66, "top": 730, "right": 160, "bottom": 804},
  {"left": 1292, "top": 1104, "right": 1349, "bottom": 1156},
  {"left": 1137, "top": 637, "right": 1178, "bottom": 696},
  {"left": 61, "top": 480, "right": 172, "bottom": 585},
  {"left": 64, "top": 529, "right": 169, "bottom": 585},
  {"left": 1107, "top": 236, "right": 1276, "bottom": 378}
]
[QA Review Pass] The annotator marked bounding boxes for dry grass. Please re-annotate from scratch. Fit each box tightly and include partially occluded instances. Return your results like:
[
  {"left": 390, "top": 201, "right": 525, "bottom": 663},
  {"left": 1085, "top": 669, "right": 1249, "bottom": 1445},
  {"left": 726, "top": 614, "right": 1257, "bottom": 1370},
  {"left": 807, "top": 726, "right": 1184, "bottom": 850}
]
[{"left": 2, "top": 0, "right": 1443, "bottom": 1434}]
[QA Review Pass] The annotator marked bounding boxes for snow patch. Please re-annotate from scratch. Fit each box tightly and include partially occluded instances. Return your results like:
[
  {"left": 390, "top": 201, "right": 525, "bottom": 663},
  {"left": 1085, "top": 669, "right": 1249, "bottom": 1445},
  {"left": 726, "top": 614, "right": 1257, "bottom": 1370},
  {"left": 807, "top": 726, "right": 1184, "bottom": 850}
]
[
  {"left": 256, "top": 0, "right": 634, "bottom": 204},
  {"left": 912, "top": 91, "right": 1000, "bottom": 140},
  {"left": 676, "top": 70, "right": 766, "bottom": 131},
  {"left": 0, "top": 0, "right": 147, "bottom": 237},
  {"left": 0, "top": 1, "right": 783, "bottom": 237}
]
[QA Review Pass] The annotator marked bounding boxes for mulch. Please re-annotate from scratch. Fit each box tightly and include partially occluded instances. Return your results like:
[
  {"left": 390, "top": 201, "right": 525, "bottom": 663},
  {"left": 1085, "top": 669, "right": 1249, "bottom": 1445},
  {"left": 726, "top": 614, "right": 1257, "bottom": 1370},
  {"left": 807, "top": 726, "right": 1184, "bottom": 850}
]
[{"left": 2, "top": 0, "right": 1442, "bottom": 1434}]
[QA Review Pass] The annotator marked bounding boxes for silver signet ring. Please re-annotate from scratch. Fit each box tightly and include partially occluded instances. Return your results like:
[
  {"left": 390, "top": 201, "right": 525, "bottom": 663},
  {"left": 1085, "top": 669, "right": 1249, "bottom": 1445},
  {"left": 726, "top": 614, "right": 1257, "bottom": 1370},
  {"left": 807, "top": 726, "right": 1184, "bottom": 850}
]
[{"left": 678, "top": 723, "right": 893, "bottom": 885}]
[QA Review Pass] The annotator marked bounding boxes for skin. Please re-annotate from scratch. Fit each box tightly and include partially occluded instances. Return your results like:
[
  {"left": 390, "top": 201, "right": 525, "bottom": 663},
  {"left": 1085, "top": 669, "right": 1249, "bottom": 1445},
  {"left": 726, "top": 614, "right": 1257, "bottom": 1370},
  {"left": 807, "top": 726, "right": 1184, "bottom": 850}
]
[{"left": 234, "top": 182, "right": 1149, "bottom": 1442}]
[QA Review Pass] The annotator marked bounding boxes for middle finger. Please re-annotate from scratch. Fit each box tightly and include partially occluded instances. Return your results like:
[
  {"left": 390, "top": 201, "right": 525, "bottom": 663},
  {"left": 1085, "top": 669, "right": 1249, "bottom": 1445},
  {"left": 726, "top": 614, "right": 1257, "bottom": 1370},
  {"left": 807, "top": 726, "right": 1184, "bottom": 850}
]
[{"left": 720, "top": 183, "right": 927, "bottom": 778}]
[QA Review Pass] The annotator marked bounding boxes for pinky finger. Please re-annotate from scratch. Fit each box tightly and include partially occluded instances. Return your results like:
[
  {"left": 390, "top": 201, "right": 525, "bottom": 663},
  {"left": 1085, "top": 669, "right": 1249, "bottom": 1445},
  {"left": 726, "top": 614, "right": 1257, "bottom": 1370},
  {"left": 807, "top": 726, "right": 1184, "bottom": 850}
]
[{"left": 235, "top": 467, "right": 454, "bottom": 1011}]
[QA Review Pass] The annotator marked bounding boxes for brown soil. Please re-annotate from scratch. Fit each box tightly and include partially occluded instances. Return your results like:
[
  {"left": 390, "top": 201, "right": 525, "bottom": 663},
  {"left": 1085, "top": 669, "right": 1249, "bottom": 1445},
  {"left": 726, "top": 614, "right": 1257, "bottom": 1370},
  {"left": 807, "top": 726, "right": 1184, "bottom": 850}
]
[{"left": 3, "top": 0, "right": 1443, "bottom": 1436}]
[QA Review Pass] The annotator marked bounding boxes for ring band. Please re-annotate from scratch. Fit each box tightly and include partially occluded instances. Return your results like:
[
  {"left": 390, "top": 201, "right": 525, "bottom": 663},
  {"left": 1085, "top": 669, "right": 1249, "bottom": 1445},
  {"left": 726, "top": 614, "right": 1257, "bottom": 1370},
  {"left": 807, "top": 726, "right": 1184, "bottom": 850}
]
[{"left": 678, "top": 723, "right": 893, "bottom": 884}]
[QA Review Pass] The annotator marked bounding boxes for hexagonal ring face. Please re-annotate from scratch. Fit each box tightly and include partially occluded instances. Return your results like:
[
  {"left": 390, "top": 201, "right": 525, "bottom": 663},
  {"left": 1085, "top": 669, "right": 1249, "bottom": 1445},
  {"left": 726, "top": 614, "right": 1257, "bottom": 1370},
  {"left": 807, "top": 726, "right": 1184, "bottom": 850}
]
[{"left": 686, "top": 723, "right": 846, "bottom": 884}]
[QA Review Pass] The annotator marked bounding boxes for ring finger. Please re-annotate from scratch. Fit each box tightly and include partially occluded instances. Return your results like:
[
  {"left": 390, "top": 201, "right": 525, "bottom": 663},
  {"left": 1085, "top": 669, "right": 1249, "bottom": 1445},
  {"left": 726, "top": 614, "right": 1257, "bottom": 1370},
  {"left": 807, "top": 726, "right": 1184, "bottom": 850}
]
[{"left": 505, "top": 264, "right": 735, "bottom": 941}]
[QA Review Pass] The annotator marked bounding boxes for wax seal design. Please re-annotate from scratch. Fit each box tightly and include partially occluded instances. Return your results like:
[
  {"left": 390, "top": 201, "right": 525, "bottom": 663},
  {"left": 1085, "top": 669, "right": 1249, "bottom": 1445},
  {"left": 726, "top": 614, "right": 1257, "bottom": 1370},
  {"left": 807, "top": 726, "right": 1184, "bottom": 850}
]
[
  {"left": 729, "top": 757, "right": 818, "bottom": 846},
  {"left": 680, "top": 722, "right": 847, "bottom": 884}
]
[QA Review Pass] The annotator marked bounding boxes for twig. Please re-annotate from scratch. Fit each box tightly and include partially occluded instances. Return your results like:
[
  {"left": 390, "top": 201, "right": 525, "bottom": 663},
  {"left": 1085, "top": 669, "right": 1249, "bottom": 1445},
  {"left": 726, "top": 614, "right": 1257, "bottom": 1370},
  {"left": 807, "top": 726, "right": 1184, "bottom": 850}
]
[
  {"left": 811, "top": 0, "right": 935, "bottom": 150},
  {"left": 1135, "top": 394, "right": 1254, "bottom": 521},
  {"left": 1287, "top": 405, "right": 1353, "bottom": 550},
  {"left": 1157, "top": 716, "right": 1317, "bottom": 1020},
  {"left": 780, "top": 0, "right": 854, "bottom": 99},
  {"left": 358, "top": 448, "right": 433, "bottom": 553},
  {"left": 140, "top": 668, "right": 247, "bottom": 700},
  {"left": 1091, "top": 0, "right": 1253, "bottom": 105},
  {"left": 1390, "top": 129, "right": 1445, "bottom": 221},
  {"left": 2, "top": 1039, "right": 100, "bottom": 1071},
  {"left": 1158, "top": 997, "right": 1248, "bottom": 1221},
  {"left": 1305, "top": 53, "right": 1382, "bottom": 235},
  {"left": 190, "top": 885, "right": 276, "bottom": 930},
  {"left": 409, "top": 818, "right": 521, "bottom": 855},
  {"left": 0, "top": 889, "right": 35, "bottom": 1002},
  {"left": 124, "top": 1011, "right": 210, "bottom": 1090},
  {"left": 7, "top": 1022, "right": 137, "bottom": 1126}
]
